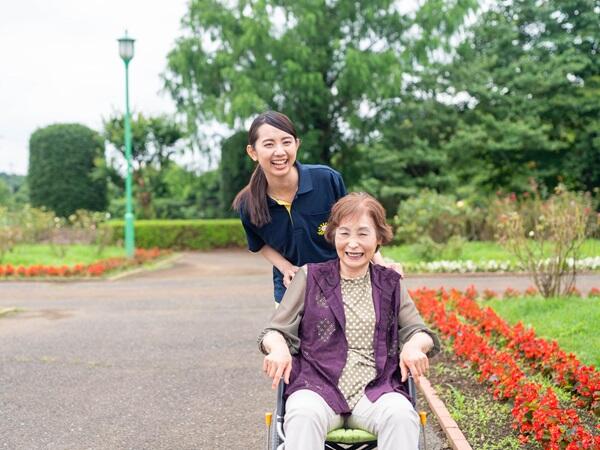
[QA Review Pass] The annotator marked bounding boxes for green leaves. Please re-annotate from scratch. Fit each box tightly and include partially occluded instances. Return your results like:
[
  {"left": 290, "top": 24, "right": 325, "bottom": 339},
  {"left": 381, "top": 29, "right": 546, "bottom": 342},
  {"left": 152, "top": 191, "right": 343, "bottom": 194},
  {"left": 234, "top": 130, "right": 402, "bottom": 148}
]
[{"left": 163, "top": 0, "right": 476, "bottom": 169}]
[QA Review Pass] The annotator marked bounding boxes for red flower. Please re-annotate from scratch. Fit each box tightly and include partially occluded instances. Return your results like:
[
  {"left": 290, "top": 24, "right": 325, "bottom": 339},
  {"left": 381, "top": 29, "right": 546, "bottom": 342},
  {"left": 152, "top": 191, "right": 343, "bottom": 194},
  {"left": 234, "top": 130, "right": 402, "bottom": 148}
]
[
  {"left": 482, "top": 288, "right": 498, "bottom": 300},
  {"left": 524, "top": 286, "right": 538, "bottom": 296}
]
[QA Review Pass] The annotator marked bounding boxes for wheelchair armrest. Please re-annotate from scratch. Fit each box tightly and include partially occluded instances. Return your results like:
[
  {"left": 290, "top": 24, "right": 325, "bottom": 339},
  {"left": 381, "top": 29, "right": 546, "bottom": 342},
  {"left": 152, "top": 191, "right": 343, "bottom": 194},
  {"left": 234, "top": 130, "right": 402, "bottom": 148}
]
[
  {"left": 276, "top": 379, "right": 286, "bottom": 417},
  {"left": 407, "top": 373, "right": 417, "bottom": 408}
]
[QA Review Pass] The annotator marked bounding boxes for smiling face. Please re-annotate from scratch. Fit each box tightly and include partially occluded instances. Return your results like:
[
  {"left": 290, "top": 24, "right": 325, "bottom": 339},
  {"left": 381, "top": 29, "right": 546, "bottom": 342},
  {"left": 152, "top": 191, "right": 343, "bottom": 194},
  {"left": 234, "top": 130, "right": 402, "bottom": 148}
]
[
  {"left": 246, "top": 123, "right": 299, "bottom": 179},
  {"left": 334, "top": 210, "right": 381, "bottom": 278}
]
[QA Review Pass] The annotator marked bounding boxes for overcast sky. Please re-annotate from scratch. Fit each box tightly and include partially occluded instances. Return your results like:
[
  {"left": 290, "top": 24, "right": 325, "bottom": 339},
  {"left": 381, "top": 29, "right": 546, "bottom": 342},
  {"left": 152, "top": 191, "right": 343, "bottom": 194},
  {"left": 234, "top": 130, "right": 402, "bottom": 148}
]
[
  {"left": 0, "top": 0, "right": 191, "bottom": 175},
  {"left": 0, "top": 1, "right": 429, "bottom": 176}
]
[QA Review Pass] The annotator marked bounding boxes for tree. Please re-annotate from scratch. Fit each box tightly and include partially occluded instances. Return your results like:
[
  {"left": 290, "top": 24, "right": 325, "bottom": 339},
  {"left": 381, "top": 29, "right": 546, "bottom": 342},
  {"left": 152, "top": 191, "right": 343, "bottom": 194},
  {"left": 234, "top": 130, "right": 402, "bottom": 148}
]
[
  {"left": 350, "top": 96, "right": 459, "bottom": 212},
  {"left": 220, "top": 131, "right": 254, "bottom": 215},
  {"left": 28, "top": 124, "right": 107, "bottom": 217},
  {"left": 103, "top": 113, "right": 185, "bottom": 218},
  {"left": 163, "top": 0, "right": 477, "bottom": 174},
  {"left": 0, "top": 179, "right": 10, "bottom": 206},
  {"left": 441, "top": 0, "right": 600, "bottom": 194}
]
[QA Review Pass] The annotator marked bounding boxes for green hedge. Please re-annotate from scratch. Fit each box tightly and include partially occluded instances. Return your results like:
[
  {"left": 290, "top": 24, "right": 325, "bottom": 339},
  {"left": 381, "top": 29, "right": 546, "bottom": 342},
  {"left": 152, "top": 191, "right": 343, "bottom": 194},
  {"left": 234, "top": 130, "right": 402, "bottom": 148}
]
[{"left": 104, "top": 219, "right": 247, "bottom": 250}]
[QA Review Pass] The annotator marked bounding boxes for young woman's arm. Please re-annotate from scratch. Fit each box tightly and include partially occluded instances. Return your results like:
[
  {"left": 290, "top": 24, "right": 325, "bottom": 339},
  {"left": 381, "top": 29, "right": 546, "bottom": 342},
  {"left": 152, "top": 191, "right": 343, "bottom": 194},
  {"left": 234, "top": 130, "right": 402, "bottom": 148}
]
[{"left": 259, "top": 244, "right": 299, "bottom": 287}]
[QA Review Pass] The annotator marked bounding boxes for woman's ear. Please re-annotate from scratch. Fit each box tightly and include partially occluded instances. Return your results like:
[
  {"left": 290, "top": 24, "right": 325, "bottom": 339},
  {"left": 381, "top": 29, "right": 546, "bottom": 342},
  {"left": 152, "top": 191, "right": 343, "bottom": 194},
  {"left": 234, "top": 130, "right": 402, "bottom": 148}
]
[{"left": 246, "top": 144, "right": 258, "bottom": 162}]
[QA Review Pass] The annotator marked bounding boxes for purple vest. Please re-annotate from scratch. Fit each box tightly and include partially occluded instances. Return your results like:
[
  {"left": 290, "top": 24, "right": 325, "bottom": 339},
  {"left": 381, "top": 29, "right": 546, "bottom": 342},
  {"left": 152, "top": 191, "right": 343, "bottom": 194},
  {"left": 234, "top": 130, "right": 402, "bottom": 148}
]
[{"left": 284, "top": 259, "right": 408, "bottom": 414}]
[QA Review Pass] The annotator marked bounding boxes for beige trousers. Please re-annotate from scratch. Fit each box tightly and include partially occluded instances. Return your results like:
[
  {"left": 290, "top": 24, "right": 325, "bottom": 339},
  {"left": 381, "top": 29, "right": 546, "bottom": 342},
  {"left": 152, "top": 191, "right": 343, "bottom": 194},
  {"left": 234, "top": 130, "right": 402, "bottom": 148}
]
[{"left": 284, "top": 389, "right": 419, "bottom": 450}]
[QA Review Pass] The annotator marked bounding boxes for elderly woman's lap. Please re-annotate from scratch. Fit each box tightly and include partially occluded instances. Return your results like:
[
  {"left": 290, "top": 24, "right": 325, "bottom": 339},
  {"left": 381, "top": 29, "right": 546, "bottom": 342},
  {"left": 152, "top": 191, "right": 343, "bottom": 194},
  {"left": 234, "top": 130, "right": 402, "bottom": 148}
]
[{"left": 284, "top": 390, "right": 419, "bottom": 450}]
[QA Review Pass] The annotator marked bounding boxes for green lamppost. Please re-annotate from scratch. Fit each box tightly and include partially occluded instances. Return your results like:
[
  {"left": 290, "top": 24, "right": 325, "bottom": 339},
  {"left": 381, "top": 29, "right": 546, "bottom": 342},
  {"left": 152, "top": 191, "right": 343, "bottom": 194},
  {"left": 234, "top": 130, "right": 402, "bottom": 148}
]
[{"left": 118, "top": 31, "right": 135, "bottom": 258}]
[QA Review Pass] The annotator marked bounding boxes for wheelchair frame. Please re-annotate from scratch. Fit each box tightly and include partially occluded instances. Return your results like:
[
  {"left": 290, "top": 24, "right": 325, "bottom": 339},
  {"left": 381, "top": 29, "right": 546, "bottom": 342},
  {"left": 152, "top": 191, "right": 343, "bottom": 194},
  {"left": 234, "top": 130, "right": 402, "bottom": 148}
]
[{"left": 266, "top": 374, "right": 422, "bottom": 450}]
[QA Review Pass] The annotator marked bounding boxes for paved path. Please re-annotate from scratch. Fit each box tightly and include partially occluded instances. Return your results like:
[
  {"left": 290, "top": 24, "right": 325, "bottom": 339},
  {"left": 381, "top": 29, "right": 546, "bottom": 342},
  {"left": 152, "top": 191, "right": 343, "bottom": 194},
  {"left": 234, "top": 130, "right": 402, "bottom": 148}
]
[{"left": 1, "top": 250, "right": 598, "bottom": 449}]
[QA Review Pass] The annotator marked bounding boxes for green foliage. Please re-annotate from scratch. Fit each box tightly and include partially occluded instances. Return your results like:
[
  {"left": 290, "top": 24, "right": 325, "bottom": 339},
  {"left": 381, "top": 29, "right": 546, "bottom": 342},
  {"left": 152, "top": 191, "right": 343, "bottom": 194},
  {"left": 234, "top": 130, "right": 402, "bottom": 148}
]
[
  {"left": 104, "top": 219, "right": 246, "bottom": 249},
  {"left": 0, "top": 179, "right": 11, "bottom": 206},
  {"left": 1, "top": 244, "right": 125, "bottom": 266},
  {"left": 220, "top": 131, "right": 254, "bottom": 216},
  {"left": 103, "top": 112, "right": 185, "bottom": 170},
  {"left": 442, "top": 0, "right": 600, "bottom": 194},
  {"left": 350, "top": 96, "right": 460, "bottom": 212},
  {"left": 103, "top": 113, "right": 186, "bottom": 217},
  {"left": 405, "top": 234, "right": 466, "bottom": 262},
  {"left": 383, "top": 239, "right": 600, "bottom": 266},
  {"left": 0, "top": 207, "right": 22, "bottom": 262},
  {"left": 164, "top": 0, "right": 476, "bottom": 172},
  {"left": 0, "top": 173, "right": 28, "bottom": 207},
  {"left": 194, "top": 169, "right": 223, "bottom": 218},
  {"left": 440, "top": 382, "right": 523, "bottom": 450},
  {"left": 393, "top": 190, "right": 474, "bottom": 244},
  {"left": 28, "top": 124, "right": 107, "bottom": 217},
  {"left": 486, "top": 295, "right": 600, "bottom": 367}
]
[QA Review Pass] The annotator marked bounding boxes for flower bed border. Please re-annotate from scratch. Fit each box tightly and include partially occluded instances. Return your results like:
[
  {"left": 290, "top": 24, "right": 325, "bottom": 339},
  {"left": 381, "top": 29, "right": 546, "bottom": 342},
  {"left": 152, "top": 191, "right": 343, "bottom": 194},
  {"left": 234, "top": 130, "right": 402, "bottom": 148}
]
[{"left": 0, "top": 248, "right": 169, "bottom": 279}]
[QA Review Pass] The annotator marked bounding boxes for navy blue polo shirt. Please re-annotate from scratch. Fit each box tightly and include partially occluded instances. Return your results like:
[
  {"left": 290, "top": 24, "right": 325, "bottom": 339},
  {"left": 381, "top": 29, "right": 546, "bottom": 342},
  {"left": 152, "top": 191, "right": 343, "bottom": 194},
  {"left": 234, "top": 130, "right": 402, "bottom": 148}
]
[{"left": 239, "top": 162, "right": 346, "bottom": 302}]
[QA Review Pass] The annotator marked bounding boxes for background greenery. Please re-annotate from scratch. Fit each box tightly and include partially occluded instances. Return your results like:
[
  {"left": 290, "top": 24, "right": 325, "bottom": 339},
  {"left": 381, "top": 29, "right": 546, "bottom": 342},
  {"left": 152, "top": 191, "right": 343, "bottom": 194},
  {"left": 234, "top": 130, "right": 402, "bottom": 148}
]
[
  {"left": 485, "top": 295, "right": 600, "bottom": 367},
  {"left": 1, "top": 0, "right": 599, "bottom": 254},
  {"left": 28, "top": 124, "right": 107, "bottom": 217},
  {"left": 104, "top": 219, "right": 246, "bottom": 249}
]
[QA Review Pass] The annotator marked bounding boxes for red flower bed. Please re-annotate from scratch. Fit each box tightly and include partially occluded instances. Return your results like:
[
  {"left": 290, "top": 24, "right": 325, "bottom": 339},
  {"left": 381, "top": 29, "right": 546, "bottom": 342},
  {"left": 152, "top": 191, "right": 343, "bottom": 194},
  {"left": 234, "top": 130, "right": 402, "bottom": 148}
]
[
  {"left": 0, "top": 248, "right": 168, "bottom": 279},
  {"left": 411, "top": 287, "right": 600, "bottom": 449},
  {"left": 448, "top": 287, "right": 600, "bottom": 415}
]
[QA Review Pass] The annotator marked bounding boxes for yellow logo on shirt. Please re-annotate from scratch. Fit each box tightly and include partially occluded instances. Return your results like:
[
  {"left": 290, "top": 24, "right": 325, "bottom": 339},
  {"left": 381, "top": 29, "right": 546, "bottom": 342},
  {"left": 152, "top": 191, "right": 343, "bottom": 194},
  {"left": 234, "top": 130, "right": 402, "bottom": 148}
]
[{"left": 317, "top": 222, "right": 328, "bottom": 236}]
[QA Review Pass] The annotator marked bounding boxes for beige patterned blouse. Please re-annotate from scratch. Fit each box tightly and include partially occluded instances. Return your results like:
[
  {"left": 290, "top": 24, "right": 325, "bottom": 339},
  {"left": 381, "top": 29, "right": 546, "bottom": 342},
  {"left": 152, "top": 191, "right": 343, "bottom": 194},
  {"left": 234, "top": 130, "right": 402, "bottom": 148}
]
[{"left": 338, "top": 271, "right": 377, "bottom": 408}]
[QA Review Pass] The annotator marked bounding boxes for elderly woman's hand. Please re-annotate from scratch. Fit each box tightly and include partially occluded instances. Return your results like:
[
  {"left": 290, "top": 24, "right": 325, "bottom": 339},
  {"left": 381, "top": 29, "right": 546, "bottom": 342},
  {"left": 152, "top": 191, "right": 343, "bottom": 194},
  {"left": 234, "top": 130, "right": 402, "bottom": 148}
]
[
  {"left": 399, "top": 331, "right": 434, "bottom": 384},
  {"left": 263, "top": 348, "right": 292, "bottom": 389},
  {"left": 262, "top": 330, "right": 293, "bottom": 389}
]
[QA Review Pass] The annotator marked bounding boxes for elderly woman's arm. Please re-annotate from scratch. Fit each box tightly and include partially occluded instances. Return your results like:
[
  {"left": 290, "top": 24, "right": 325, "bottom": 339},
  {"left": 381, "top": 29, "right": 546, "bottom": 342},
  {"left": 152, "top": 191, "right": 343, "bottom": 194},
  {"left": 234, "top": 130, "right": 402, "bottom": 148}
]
[
  {"left": 397, "top": 283, "right": 441, "bottom": 384},
  {"left": 258, "top": 267, "right": 307, "bottom": 389}
]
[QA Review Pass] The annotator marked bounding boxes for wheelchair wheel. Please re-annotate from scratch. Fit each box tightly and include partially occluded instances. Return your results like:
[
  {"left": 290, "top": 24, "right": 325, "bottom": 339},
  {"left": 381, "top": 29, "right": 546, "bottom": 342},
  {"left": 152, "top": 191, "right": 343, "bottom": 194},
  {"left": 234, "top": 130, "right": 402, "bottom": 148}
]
[{"left": 271, "top": 410, "right": 282, "bottom": 450}]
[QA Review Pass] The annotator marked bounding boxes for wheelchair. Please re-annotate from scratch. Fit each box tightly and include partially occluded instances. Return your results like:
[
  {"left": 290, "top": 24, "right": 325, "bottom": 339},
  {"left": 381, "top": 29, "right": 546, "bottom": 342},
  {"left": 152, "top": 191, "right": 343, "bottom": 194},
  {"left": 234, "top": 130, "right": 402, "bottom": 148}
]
[{"left": 265, "top": 374, "right": 427, "bottom": 450}]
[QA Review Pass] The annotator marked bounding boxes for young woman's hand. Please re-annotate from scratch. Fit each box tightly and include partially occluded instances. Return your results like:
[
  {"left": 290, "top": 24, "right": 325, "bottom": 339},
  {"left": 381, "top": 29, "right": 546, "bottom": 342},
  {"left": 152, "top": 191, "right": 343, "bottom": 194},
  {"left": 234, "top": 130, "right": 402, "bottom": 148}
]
[
  {"left": 399, "top": 344, "right": 429, "bottom": 385},
  {"left": 371, "top": 251, "right": 404, "bottom": 278},
  {"left": 263, "top": 348, "right": 293, "bottom": 389},
  {"left": 380, "top": 261, "right": 404, "bottom": 278},
  {"left": 282, "top": 265, "right": 300, "bottom": 287}
]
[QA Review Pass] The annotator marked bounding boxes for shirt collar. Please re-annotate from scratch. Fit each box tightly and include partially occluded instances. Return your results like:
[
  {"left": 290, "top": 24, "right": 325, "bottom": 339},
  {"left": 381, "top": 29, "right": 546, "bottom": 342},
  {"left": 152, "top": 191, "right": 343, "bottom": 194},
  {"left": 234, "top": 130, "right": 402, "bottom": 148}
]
[{"left": 296, "top": 161, "right": 313, "bottom": 195}]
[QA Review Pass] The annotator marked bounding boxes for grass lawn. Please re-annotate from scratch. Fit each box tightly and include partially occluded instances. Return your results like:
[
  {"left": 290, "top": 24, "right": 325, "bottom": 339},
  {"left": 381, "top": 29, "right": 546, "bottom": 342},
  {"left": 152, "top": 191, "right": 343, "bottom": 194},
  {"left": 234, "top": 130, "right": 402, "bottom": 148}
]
[
  {"left": 383, "top": 239, "right": 600, "bottom": 264},
  {"left": 484, "top": 295, "right": 600, "bottom": 367},
  {"left": 1, "top": 244, "right": 126, "bottom": 266}
]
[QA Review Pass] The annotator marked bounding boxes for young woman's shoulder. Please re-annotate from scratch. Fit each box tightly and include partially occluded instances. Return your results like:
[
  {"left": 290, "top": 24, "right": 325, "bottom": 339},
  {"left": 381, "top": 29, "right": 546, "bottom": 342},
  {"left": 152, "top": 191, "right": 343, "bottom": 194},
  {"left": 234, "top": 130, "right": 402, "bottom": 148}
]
[{"left": 301, "top": 163, "right": 342, "bottom": 178}]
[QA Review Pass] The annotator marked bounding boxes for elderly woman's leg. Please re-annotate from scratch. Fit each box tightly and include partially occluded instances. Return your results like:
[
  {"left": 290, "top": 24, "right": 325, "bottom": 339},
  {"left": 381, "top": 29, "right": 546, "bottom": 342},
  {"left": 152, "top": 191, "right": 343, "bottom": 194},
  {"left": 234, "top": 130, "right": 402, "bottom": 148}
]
[
  {"left": 347, "top": 392, "right": 419, "bottom": 449},
  {"left": 284, "top": 389, "right": 343, "bottom": 450}
]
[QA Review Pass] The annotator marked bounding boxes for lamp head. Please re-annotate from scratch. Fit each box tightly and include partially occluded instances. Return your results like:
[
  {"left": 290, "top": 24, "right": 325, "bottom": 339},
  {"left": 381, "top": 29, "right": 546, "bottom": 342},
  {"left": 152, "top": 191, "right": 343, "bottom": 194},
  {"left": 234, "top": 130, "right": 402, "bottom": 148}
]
[{"left": 118, "top": 31, "right": 135, "bottom": 63}]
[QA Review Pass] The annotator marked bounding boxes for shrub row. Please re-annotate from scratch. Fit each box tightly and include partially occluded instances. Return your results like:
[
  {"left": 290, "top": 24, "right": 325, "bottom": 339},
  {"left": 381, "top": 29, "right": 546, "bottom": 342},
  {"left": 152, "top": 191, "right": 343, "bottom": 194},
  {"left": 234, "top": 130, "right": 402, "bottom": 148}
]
[{"left": 104, "top": 219, "right": 247, "bottom": 250}]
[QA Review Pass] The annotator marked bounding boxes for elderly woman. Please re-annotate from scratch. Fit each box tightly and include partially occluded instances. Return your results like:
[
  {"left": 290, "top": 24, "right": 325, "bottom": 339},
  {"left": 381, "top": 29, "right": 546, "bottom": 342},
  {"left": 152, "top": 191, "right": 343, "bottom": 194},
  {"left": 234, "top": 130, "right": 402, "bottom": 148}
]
[{"left": 258, "top": 192, "right": 440, "bottom": 450}]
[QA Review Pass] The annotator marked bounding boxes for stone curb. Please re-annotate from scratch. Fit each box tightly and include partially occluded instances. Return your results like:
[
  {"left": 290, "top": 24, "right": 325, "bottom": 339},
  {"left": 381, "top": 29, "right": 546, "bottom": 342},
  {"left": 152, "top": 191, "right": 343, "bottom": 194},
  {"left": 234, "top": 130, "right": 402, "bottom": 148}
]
[
  {"left": 418, "top": 376, "right": 472, "bottom": 450},
  {"left": 106, "top": 253, "right": 183, "bottom": 281}
]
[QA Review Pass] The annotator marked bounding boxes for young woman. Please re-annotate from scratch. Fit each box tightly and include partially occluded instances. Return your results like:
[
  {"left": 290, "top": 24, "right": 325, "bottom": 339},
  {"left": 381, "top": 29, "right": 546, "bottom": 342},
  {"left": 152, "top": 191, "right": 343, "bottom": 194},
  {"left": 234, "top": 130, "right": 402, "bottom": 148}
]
[
  {"left": 233, "top": 111, "right": 401, "bottom": 302},
  {"left": 258, "top": 193, "right": 439, "bottom": 449}
]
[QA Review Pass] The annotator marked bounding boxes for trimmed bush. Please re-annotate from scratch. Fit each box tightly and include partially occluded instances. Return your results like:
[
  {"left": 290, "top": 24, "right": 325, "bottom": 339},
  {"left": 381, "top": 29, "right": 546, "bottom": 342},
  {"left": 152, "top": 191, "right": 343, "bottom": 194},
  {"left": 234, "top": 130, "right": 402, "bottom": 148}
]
[
  {"left": 28, "top": 123, "right": 107, "bottom": 217},
  {"left": 393, "top": 189, "right": 475, "bottom": 244},
  {"left": 104, "top": 219, "right": 246, "bottom": 250}
]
